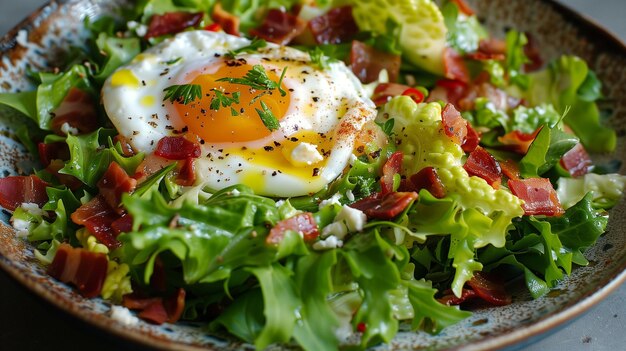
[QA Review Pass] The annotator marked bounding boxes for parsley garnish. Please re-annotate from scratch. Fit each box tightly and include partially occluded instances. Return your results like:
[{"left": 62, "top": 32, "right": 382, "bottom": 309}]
[
  {"left": 210, "top": 90, "right": 240, "bottom": 110},
  {"left": 256, "top": 101, "right": 280, "bottom": 131},
  {"left": 163, "top": 84, "right": 202, "bottom": 105},
  {"left": 308, "top": 47, "right": 331, "bottom": 69},
  {"left": 217, "top": 65, "right": 287, "bottom": 97},
  {"left": 226, "top": 38, "right": 268, "bottom": 58},
  {"left": 165, "top": 57, "right": 182, "bottom": 65},
  {"left": 376, "top": 118, "right": 395, "bottom": 137}
]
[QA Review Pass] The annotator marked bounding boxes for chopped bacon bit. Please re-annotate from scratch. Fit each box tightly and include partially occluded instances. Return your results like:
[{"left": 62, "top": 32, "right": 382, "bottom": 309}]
[
  {"left": 163, "top": 288, "right": 186, "bottom": 323},
  {"left": 508, "top": 178, "right": 565, "bottom": 216},
  {"left": 211, "top": 3, "right": 239, "bottom": 36},
  {"left": 154, "top": 136, "right": 201, "bottom": 160},
  {"left": 267, "top": 212, "right": 319, "bottom": 245},
  {"left": 71, "top": 195, "right": 121, "bottom": 249},
  {"left": 48, "top": 243, "right": 108, "bottom": 298},
  {"left": 428, "top": 79, "right": 468, "bottom": 107},
  {"left": 349, "top": 40, "right": 401, "bottom": 84},
  {"left": 451, "top": 0, "right": 475, "bottom": 16},
  {"left": 113, "top": 135, "right": 135, "bottom": 157},
  {"left": 441, "top": 103, "right": 468, "bottom": 145},
  {"left": 350, "top": 191, "right": 418, "bottom": 220},
  {"left": 443, "top": 47, "right": 470, "bottom": 83},
  {"left": 462, "top": 124, "right": 481, "bottom": 153},
  {"left": 176, "top": 158, "right": 196, "bottom": 186},
  {"left": 523, "top": 33, "right": 543, "bottom": 72},
  {"left": 500, "top": 159, "right": 521, "bottom": 181},
  {"left": 249, "top": 9, "right": 305, "bottom": 45},
  {"left": 381, "top": 152, "right": 403, "bottom": 195},
  {"left": 150, "top": 257, "right": 167, "bottom": 293},
  {"left": 372, "top": 83, "right": 415, "bottom": 107},
  {"left": 464, "top": 147, "right": 502, "bottom": 188},
  {"left": 98, "top": 162, "right": 137, "bottom": 212},
  {"left": 438, "top": 288, "right": 477, "bottom": 305},
  {"left": 138, "top": 300, "right": 169, "bottom": 324},
  {"left": 399, "top": 167, "right": 446, "bottom": 199},
  {"left": 466, "top": 51, "right": 506, "bottom": 61},
  {"left": 145, "top": 12, "right": 203, "bottom": 39},
  {"left": 498, "top": 129, "right": 540, "bottom": 155},
  {"left": 122, "top": 294, "right": 162, "bottom": 310},
  {"left": 0, "top": 175, "right": 49, "bottom": 211},
  {"left": 467, "top": 38, "right": 506, "bottom": 61},
  {"left": 38, "top": 142, "right": 69, "bottom": 167},
  {"left": 467, "top": 271, "right": 512, "bottom": 306},
  {"left": 309, "top": 6, "right": 359, "bottom": 44},
  {"left": 46, "top": 159, "right": 83, "bottom": 191},
  {"left": 50, "top": 88, "right": 98, "bottom": 136},
  {"left": 560, "top": 143, "right": 591, "bottom": 178},
  {"left": 111, "top": 212, "right": 133, "bottom": 235}
]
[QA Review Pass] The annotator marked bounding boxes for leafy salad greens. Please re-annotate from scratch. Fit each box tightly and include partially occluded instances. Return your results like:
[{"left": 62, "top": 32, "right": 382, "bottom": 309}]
[{"left": 0, "top": 0, "right": 625, "bottom": 350}]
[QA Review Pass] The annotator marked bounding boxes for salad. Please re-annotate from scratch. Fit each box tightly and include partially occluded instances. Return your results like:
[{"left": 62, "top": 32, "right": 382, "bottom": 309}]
[{"left": 0, "top": 0, "right": 625, "bottom": 350}]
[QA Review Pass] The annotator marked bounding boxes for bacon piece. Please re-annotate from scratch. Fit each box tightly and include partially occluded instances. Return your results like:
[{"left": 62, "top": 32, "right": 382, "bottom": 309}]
[
  {"left": 428, "top": 79, "right": 468, "bottom": 107},
  {"left": 381, "top": 152, "right": 403, "bottom": 195},
  {"left": 249, "top": 9, "right": 305, "bottom": 45},
  {"left": 211, "top": 3, "right": 239, "bottom": 36},
  {"left": 451, "top": 0, "right": 475, "bottom": 16},
  {"left": 45, "top": 159, "right": 83, "bottom": 191},
  {"left": 176, "top": 158, "right": 196, "bottom": 186},
  {"left": 466, "top": 38, "right": 506, "bottom": 61},
  {"left": 71, "top": 195, "right": 121, "bottom": 249},
  {"left": 98, "top": 162, "right": 137, "bottom": 211},
  {"left": 145, "top": 12, "right": 203, "bottom": 39},
  {"left": 350, "top": 191, "right": 418, "bottom": 220},
  {"left": 164, "top": 288, "right": 186, "bottom": 323},
  {"left": 113, "top": 135, "right": 135, "bottom": 157},
  {"left": 462, "top": 123, "right": 481, "bottom": 153},
  {"left": 372, "top": 83, "right": 414, "bottom": 106},
  {"left": 267, "top": 212, "right": 319, "bottom": 245},
  {"left": 508, "top": 178, "right": 565, "bottom": 216},
  {"left": 111, "top": 212, "right": 133, "bottom": 235},
  {"left": 464, "top": 147, "right": 502, "bottom": 188},
  {"left": 523, "top": 33, "right": 543, "bottom": 72},
  {"left": 308, "top": 6, "right": 359, "bottom": 44},
  {"left": 38, "top": 142, "right": 69, "bottom": 167},
  {"left": 349, "top": 40, "right": 401, "bottom": 84},
  {"left": 467, "top": 271, "right": 511, "bottom": 306},
  {"left": 122, "top": 294, "right": 162, "bottom": 310},
  {"left": 47, "top": 243, "right": 108, "bottom": 298},
  {"left": 399, "top": 167, "right": 446, "bottom": 199},
  {"left": 154, "top": 136, "right": 201, "bottom": 160},
  {"left": 139, "top": 300, "right": 169, "bottom": 324},
  {"left": 441, "top": 103, "right": 468, "bottom": 145},
  {"left": 438, "top": 288, "right": 477, "bottom": 306},
  {"left": 443, "top": 47, "right": 470, "bottom": 83},
  {"left": 0, "top": 175, "right": 49, "bottom": 211},
  {"left": 50, "top": 88, "right": 98, "bottom": 136},
  {"left": 500, "top": 159, "right": 521, "bottom": 181},
  {"left": 560, "top": 143, "right": 591, "bottom": 178},
  {"left": 498, "top": 129, "right": 540, "bottom": 155}
]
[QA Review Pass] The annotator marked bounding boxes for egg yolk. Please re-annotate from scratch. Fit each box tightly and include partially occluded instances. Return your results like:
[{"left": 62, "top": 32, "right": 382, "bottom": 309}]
[{"left": 174, "top": 62, "right": 291, "bottom": 143}]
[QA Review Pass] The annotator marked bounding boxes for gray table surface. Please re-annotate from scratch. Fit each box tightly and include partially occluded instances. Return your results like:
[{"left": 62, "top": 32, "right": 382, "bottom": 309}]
[{"left": 0, "top": 1, "right": 624, "bottom": 350}]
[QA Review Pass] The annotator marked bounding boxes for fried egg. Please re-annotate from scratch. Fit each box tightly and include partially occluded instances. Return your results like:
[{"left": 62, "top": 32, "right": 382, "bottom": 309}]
[{"left": 102, "top": 31, "right": 375, "bottom": 197}]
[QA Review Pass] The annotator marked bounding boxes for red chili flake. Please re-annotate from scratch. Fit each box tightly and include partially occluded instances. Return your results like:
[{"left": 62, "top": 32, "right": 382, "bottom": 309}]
[
  {"left": 356, "top": 322, "right": 367, "bottom": 333},
  {"left": 401, "top": 88, "right": 425, "bottom": 104}
]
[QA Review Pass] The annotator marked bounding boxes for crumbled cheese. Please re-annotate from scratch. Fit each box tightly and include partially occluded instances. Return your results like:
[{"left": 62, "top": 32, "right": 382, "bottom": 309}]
[
  {"left": 230, "top": 188, "right": 241, "bottom": 196},
  {"left": 345, "top": 189, "right": 355, "bottom": 202},
  {"left": 16, "top": 29, "right": 29, "bottom": 47},
  {"left": 20, "top": 203, "right": 45, "bottom": 216},
  {"left": 275, "top": 199, "right": 286, "bottom": 208},
  {"left": 349, "top": 154, "right": 358, "bottom": 166},
  {"left": 60, "top": 122, "right": 79, "bottom": 136},
  {"left": 127, "top": 21, "right": 147, "bottom": 37},
  {"left": 11, "top": 218, "right": 30, "bottom": 238},
  {"left": 312, "top": 235, "right": 343, "bottom": 250},
  {"left": 288, "top": 142, "right": 323, "bottom": 167},
  {"left": 335, "top": 205, "right": 367, "bottom": 232},
  {"left": 110, "top": 305, "right": 139, "bottom": 326},
  {"left": 321, "top": 221, "right": 348, "bottom": 240},
  {"left": 318, "top": 193, "right": 342, "bottom": 209}
]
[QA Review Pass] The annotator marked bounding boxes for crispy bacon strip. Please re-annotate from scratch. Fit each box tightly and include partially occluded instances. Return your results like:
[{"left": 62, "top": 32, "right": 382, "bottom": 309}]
[
  {"left": 211, "top": 3, "right": 239, "bottom": 36},
  {"left": 463, "top": 147, "right": 502, "bottom": 188},
  {"left": 443, "top": 47, "right": 470, "bottom": 83},
  {"left": 154, "top": 136, "right": 201, "bottom": 160},
  {"left": 145, "top": 12, "right": 203, "bottom": 39},
  {"left": 47, "top": 243, "right": 108, "bottom": 298},
  {"left": 381, "top": 152, "right": 403, "bottom": 195},
  {"left": 508, "top": 178, "right": 565, "bottom": 216},
  {"left": 462, "top": 123, "right": 481, "bottom": 153},
  {"left": 249, "top": 9, "right": 305, "bottom": 45},
  {"left": 267, "top": 212, "right": 319, "bottom": 244},
  {"left": 97, "top": 162, "right": 137, "bottom": 211},
  {"left": 308, "top": 6, "right": 359, "bottom": 44},
  {"left": 467, "top": 271, "right": 512, "bottom": 306},
  {"left": 560, "top": 143, "right": 591, "bottom": 178},
  {"left": 441, "top": 103, "right": 468, "bottom": 145},
  {"left": 38, "top": 142, "right": 69, "bottom": 167},
  {"left": 123, "top": 288, "right": 186, "bottom": 325},
  {"left": 399, "top": 167, "right": 446, "bottom": 199},
  {"left": 50, "top": 88, "right": 98, "bottom": 136},
  {"left": 451, "top": 0, "right": 475, "bottom": 16},
  {"left": 498, "top": 129, "right": 540, "bottom": 155},
  {"left": 438, "top": 288, "right": 477, "bottom": 306},
  {"left": 46, "top": 159, "right": 83, "bottom": 191},
  {"left": 71, "top": 195, "right": 121, "bottom": 249},
  {"left": 176, "top": 158, "right": 196, "bottom": 186},
  {"left": 350, "top": 40, "right": 401, "bottom": 84},
  {"left": 0, "top": 175, "right": 49, "bottom": 211},
  {"left": 350, "top": 191, "right": 418, "bottom": 220}
]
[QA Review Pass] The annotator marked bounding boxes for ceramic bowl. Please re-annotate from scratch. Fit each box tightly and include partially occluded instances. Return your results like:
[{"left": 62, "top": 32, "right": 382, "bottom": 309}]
[{"left": 0, "top": 0, "right": 625, "bottom": 350}]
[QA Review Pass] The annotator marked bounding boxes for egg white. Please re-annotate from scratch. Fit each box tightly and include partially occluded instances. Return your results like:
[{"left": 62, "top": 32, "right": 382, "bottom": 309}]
[{"left": 102, "top": 30, "right": 376, "bottom": 197}]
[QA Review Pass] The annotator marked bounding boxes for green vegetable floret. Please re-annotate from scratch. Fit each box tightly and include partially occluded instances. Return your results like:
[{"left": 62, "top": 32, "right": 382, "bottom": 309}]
[{"left": 378, "top": 97, "right": 524, "bottom": 296}]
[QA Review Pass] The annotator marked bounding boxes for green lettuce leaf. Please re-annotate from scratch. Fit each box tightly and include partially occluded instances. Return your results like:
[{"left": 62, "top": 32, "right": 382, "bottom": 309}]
[
  {"left": 441, "top": 1, "right": 487, "bottom": 54},
  {"left": 519, "top": 123, "right": 578, "bottom": 178},
  {"left": 557, "top": 173, "right": 626, "bottom": 209}
]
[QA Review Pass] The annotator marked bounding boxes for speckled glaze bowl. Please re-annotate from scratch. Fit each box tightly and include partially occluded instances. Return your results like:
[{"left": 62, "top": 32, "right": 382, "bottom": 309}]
[{"left": 0, "top": 0, "right": 625, "bottom": 350}]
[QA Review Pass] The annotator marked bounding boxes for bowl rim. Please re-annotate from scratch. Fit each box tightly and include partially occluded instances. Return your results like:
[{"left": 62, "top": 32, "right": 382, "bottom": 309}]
[{"left": 0, "top": 1, "right": 625, "bottom": 350}]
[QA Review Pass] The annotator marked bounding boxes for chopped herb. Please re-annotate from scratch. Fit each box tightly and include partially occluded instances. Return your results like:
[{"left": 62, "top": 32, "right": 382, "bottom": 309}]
[
  {"left": 163, "top": 84, "right": 202, "bottom": 105},
  {"left": 210, "top": 90, "right": 240, "bottom": 110},
  {"left": 308, "top": 47, "right": 331, "bottom": 69},
  {"left": 217, "top": 65, "right": 287, "bottom": 96},
  {"left": 230, "top": 107, "right": 239, "bottom": 116},
  {"left": 376, "top": 118, "right": 395, "bottom": 136},
  {"left": 256, "top": 101, "right": 280, "bottom": 131},
  {"left": 226, "top": 38, "right": 268, "bottom": 58},
  {"left": 165, "top": 57, "right": 182, "bottom": 65}
]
